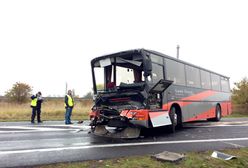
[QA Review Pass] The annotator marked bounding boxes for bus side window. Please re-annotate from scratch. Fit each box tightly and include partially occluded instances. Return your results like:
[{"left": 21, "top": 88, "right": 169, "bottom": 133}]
[
  {"left": 165, "top": 58, "right": 186, "bottom": 85},
  {"left": 200, "top": 70, "right": 211, "bottom": 89},
  {"left": 150, "top": 54, "right": 163, "bottom": 64},
  {"left": 211, "top": 73, "right": 221, "bottom": 91},
  {"left": 221, "top": 77, "right": 230, "bottom": 92},
  {"left": 151, "top": 63, "right": 163, "bottom": 83},
  {"left": 186, "top": 65, "right": 200, "bottom": 88}
]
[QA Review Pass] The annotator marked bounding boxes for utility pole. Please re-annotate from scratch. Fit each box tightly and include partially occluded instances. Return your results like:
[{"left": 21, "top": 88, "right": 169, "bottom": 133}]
[
  {"left": 65, "top": 82, "right": 68, "bottom": 94},
  {"left": 177, "top": 45, "right": 180, "bottom": 59}
]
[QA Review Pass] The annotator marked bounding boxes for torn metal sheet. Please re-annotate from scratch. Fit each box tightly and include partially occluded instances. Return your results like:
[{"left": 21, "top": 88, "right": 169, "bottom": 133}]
[{"left": 211, "top": 151, "right": 236, "bottom": 160}]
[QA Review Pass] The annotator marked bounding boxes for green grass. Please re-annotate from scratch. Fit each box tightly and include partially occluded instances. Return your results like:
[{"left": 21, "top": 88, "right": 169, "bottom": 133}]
[{"left": 35, "top": 148, "right": 248, "bottom": 168}]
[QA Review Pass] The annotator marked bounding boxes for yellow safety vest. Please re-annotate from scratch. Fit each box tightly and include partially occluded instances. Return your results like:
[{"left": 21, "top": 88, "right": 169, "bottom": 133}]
[
  {"left": 65, "top": 95, "right": 74, "bottom": 107},
  {"left": 31, "top": 98, "right": 37, "bottom": 107}
]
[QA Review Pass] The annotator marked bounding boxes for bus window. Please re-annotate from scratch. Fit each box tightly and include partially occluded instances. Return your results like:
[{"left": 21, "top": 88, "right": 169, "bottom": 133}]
[
  {"left": 221, "top": 77, "right": 230, "bottom": 92},
  {"left": 186, "top": 65, "right": 200, "bottom": 88},
  {"left": 211, "top": 73, "right": 221, "bottom": 91},
  {"left": 200, "top": 70, "right": 211, "bottom": 89},
  {"left": 166, "top": 58, "right": 186, "bottom": 85},
  {"left": 151, "top": 63, "right": 164, "bottom": 83},
  {"left": 150, "top": 54, "right": 163, "bottom": 64}
]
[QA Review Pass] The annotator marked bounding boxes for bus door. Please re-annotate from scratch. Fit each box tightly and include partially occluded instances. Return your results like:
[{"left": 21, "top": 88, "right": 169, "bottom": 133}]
[{"left": 148, "top": 79, "right": 173, "bottom": 127}]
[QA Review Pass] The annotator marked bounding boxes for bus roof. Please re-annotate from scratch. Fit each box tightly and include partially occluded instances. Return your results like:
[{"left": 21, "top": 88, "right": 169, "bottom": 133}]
[
  {"left": 91, "top": 49, "right": 230, "bottom": 79},
  {"left": 144, "top": 49, "right": 230, "bottom": 79}
]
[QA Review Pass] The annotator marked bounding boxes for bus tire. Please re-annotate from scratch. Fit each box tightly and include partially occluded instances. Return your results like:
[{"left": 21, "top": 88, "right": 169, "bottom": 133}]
[
  {"left": 168, "top": 106, "right": 177, "bottom": 133},
  {"left": 176, "top": 111, "right": 183, "bottom": 129},
  {"left": 213, "top": 104, "right": 222, "bottom": 121}
]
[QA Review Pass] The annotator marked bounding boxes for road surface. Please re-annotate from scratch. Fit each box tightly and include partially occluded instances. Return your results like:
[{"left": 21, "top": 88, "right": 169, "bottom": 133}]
[{"left": 1, "top": 118, "right": 248, "bottom": 167}]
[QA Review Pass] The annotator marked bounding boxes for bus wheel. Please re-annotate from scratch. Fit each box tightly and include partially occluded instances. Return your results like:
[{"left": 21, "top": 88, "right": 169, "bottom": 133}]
[
  {"left": 213, "top": 105, "right": 222, "bottom": 121},
  {"left": 169, "top": 106, "right": 177, "bottom": 133},
  {"left": 176, "top": 111, "right": 183, "bottom": 129}
]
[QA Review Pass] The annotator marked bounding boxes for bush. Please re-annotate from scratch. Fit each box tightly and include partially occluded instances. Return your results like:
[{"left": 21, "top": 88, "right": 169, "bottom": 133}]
[
  {"left": 5, "top": 82, "right": 32, "bottom": 104},
  {"left": 232, "top": 77, "right": 248, "bottom": 105}
]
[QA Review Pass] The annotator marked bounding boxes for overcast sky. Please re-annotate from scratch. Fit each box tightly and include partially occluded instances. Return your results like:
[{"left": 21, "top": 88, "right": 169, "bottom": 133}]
[{"left": 0, "top": 0, "right": 247, "bottom": 97}]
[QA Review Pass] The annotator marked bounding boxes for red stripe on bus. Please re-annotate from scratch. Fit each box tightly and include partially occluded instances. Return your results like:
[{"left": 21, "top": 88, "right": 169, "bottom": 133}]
[
  {"left": 181, "top": 90, "right": 216, "bottom": 101},
  {"left": 162, "top": 90, "right": 217, "bottom": 110}
]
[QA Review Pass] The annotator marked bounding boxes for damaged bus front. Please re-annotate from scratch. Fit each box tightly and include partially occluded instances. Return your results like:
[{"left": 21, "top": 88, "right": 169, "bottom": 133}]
[{"left": 89, "top": 49, "right": 173, "bottom": 138}]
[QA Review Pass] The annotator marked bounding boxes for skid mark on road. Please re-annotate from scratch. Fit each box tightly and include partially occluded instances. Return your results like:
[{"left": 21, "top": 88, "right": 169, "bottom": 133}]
[{"left": 1, "top": 137, "right": 248, "bottom": 155}]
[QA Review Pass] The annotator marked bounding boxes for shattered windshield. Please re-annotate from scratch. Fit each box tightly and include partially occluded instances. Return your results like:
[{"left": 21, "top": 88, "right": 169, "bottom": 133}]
[
  {"left": 93, "top": 56, "right": 145, "bottom": 92},
  {"left": 94, "top": 65, "right": 144, "bottom": 92}
]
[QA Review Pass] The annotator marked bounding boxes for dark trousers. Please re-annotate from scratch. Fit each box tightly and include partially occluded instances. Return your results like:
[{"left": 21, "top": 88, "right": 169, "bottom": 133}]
[
  {"left": 65, "top": 107, "right": 73, "bottom": 124},
  {"left": 37, "top": 108, "right": 41, "bottom": 122},
  {"left": 31, "top": 107, "right": 42, "bottom": 122}
]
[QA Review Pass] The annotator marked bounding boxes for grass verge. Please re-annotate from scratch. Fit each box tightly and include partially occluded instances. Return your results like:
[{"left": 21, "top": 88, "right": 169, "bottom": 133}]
[
  {"left": 35, "top": 148, "right": 248, "bottom": 168},
  {"left": 224, "top": 113, "right": 248, "bottom": 118},
  {"left": 0, "top": 99, "right": 92, "bottom": 122}
]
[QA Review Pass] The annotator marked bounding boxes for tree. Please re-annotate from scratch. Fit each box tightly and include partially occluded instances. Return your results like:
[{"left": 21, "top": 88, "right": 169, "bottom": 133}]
[
  {"left": 83, "top": 91, "right": 93, "bottom": 99},
  {"left": 232, "top": 77, "right": 248, "bottom": 104},
  {"left": 5, "top": 82, "right": 32, "bottom": 103}
]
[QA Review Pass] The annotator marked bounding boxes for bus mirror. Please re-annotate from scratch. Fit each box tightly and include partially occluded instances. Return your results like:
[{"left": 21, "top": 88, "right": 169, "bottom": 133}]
[{"left": 144, "top": 59, "right": 152, "bottom": 77}]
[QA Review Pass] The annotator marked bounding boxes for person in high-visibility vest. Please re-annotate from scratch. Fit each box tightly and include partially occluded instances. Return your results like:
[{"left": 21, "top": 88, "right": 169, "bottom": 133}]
[
  {"left": 30, "top": 93, "right": 38, "bottom": 124},
  {"left": 30, "top": 92, "right": 43, "bottom": 124},
  {"left": 64, "top": 90, "right": 74, "bottom": 124}
]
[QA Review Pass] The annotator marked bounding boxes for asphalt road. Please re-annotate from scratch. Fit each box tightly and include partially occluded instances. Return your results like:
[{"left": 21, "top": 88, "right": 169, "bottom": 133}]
[{"left": 1, "top": 118, "right": 248, "bottom": 167}]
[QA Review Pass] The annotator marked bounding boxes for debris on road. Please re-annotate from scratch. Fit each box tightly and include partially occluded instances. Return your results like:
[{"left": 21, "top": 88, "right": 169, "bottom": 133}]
[
  {"left": 211, "top": 151, "right": 236, "bottom": 160},
  {"left": 77, "top": 120, "right": 84, "bottom": 124},
  {"left": 93, "top": 125, "right": 141, "bottom": 139},
  {"left": 152, "top": 151, "right": 185, "bottom": 162}
]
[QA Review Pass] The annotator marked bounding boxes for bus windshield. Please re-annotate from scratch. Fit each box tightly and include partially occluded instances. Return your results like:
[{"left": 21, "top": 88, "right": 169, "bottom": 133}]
[{"left": 92, "top": 55, "right": 145, "bottom": 93}]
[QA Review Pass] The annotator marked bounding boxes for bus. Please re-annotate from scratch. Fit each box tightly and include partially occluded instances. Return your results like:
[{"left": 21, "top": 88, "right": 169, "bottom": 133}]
[{"left": 89, "top": 49, "right": 231, "bottom": 138}]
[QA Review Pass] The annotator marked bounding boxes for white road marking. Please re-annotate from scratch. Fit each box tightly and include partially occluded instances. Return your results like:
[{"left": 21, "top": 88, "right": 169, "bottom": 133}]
[
  {"left": 0, "top": 136, "right": 91, "bottom": 144},
  {"left": 0, "top": 125, "right": 91, "bottom": 133},
  {"left": 72, "top": 142, "right": 91, "bottom": 146},
  {"left": 1, "top": 137, "right": 248, "bottom": 155},
  {"left": 0, "top": 126, "right": 37, "bottom": 130}
]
